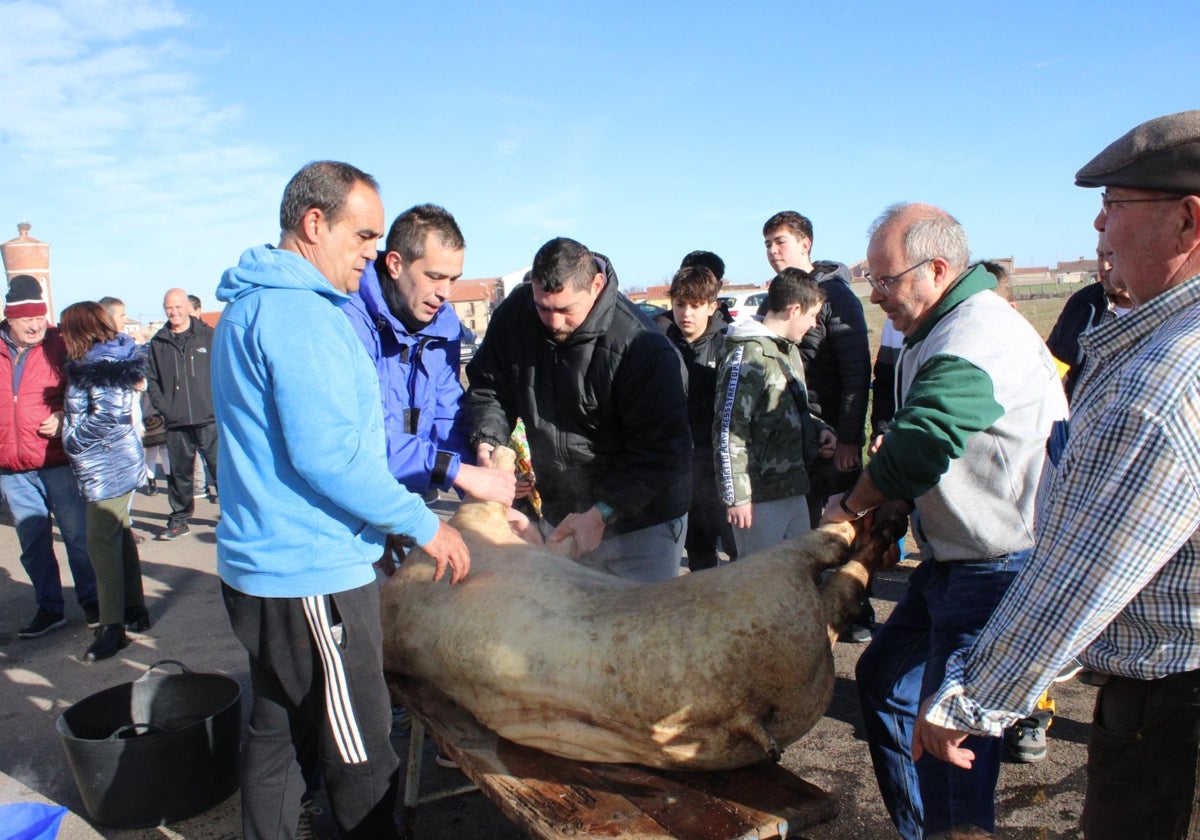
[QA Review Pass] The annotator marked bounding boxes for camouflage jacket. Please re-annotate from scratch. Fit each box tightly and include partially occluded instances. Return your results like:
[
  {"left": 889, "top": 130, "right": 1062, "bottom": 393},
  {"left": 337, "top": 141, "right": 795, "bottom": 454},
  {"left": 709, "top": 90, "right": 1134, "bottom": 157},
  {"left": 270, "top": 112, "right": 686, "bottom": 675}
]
[{"left": 714, "top": 321, "right": 829, "bottom": 506}]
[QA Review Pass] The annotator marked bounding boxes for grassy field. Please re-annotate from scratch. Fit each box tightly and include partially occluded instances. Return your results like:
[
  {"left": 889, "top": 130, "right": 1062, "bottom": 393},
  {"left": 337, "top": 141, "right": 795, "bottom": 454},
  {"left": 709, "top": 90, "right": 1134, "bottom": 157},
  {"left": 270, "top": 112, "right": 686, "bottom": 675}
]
[{"left": 860, "top": 292, "right": 1070, "bottom": 357}]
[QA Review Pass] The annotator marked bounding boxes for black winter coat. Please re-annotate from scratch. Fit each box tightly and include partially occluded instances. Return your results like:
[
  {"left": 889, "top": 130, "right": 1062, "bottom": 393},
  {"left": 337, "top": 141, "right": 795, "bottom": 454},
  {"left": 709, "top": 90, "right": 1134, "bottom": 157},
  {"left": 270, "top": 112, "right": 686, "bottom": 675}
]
[
  {"left": 796, "top": 261, "right": 871, "bottom": 445},
  {"left": 146, "top": 317, "right": 216, "bottom": 429},
  {"left": 467, "top": 258, "right": 692, "bottom": 533}
]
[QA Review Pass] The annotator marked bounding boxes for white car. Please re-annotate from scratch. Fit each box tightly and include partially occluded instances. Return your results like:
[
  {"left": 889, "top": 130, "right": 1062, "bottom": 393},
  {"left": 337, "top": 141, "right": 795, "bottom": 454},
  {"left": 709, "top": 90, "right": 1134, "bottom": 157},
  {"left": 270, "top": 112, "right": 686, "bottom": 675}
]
[{"left": 719, "top": 290, "right": 767, "bottom": 323}]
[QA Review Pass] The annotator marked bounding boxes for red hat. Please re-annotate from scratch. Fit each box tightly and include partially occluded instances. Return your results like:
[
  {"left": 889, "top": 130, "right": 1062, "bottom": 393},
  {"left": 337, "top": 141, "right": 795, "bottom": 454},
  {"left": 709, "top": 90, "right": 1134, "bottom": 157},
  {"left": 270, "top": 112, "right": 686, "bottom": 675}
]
[{"left": 5, "top": 275, "right": 47, "bottom": 319}]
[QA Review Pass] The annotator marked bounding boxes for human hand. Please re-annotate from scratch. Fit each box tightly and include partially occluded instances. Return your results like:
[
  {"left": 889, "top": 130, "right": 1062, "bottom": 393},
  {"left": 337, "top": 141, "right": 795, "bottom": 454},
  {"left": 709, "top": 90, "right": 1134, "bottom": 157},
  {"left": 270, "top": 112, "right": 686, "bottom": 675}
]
[
  {"left": 454, "top": 463, "right": 516, "bottom": 505},
  {"left": 727, "top": 503, "right": 752, "bottom": 530},
  {"left": 420, "top": 522, "right": 471, "bottom": 585},
  {"left": 505, "top": 507, "right": 543, "bottom": 545},
  {"left": 548, "top": 508, "right": 605, "bottom": 559},
  {"left": 833, "top": 440, "right": 860, "bottom": 471},
  {"left": 476, "top": 442, "right": 497, "bottom": 468},
  {"left": 38, "top": 410, "right": 64, "bottom": 438},
  {"left": 514, "top": 476, "right": 533, "bottom": 500},
  {"left": 911, "top": 698, "right": 976, "bottom": 769},
  {"left": 867, "top": 434, "right": 885, "bottom": 457}
]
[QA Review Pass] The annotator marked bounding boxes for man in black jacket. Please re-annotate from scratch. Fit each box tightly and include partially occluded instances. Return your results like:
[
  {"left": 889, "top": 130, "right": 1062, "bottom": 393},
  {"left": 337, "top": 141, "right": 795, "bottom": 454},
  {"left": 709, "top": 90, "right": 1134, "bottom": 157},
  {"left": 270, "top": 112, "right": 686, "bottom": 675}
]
[
  {"left": 146, "top": 287, "right": 217, "bottom": 540},
  {"left": 467, "top": 237, "right": 692, "bottom": 582}
]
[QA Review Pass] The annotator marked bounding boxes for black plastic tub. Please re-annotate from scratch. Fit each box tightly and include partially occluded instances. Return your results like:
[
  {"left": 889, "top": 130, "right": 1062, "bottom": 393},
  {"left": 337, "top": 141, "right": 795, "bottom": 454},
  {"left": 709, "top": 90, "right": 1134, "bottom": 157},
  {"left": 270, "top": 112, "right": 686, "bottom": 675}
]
[{"left": 56, "top": 660, "right": 241, "bottom": 828}]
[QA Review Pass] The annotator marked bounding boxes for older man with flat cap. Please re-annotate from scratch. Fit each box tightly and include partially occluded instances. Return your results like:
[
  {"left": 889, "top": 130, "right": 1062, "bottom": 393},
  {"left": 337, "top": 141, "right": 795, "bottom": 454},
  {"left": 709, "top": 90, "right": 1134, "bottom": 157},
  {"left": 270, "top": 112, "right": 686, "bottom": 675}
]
[{"left": 914, "top": 109, "right": 1200, "bottom": 839}]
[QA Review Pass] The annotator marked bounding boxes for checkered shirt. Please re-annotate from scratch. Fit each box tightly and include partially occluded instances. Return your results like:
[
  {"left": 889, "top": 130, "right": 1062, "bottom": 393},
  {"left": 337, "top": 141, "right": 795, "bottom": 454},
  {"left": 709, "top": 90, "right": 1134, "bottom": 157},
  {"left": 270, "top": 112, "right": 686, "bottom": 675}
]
[{"left": 926, "top": 273, "right": 1200, "bottom": 737}]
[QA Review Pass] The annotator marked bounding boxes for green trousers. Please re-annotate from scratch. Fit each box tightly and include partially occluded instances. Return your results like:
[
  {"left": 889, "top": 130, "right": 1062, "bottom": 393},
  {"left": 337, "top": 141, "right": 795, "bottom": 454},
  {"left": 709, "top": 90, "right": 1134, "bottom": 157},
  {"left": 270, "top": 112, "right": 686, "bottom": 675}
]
[{"left": 86, "top": 492, "right": 144, "bottom": 626}]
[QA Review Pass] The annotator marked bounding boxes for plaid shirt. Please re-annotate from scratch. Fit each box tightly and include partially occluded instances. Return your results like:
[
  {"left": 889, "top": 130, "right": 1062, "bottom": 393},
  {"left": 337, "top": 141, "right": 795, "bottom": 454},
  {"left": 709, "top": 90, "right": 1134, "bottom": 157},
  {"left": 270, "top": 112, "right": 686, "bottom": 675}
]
[{"left": 926, "top": 274, "right": 1200, "bottom": 737}]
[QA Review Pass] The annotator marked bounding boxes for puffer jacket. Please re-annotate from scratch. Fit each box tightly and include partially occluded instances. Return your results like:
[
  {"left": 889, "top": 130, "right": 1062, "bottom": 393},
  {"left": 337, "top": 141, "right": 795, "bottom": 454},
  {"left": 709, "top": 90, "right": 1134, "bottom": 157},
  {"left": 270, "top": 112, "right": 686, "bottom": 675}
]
[
  {"left": 797, "top": 260, "right": 871, "bottom": 445},
  {"left": 63, "top": 334, "right": 146, "bottom": 502},
  {"left": 0, "top": 324, "right": 70, "bottom": 471}
]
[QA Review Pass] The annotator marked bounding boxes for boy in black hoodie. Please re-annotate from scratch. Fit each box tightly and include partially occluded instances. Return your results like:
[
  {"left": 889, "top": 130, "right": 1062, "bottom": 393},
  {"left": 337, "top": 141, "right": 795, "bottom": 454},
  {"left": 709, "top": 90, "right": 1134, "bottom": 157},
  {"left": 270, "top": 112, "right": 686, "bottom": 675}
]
[{"left": 659, "top": 263, "right": 733, "bottom": 570}]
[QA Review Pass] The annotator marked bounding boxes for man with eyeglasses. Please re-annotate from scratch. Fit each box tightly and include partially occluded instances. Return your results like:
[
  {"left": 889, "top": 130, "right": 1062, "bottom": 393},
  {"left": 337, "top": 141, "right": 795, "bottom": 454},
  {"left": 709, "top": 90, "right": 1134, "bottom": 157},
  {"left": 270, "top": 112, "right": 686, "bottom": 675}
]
[
  {"left": 819, "top": 203, "right": 1067, "bottom": 839},
  {"left": 911, "top": 110, "right": 1200, "bottom": 839}
]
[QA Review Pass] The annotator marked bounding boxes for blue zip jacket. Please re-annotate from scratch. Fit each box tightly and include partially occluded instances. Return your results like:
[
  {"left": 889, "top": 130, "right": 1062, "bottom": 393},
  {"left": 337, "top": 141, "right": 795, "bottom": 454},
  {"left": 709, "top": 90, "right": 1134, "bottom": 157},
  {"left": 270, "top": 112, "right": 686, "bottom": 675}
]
[
  {"left": 213, "top": 245, "right": 440, "bottom": 598},
  {"left": 342, "top": 259, "right": 472, "bottom": 495},
  {"left": 63, "top": 334, "right": 145, "bottom": 502}
]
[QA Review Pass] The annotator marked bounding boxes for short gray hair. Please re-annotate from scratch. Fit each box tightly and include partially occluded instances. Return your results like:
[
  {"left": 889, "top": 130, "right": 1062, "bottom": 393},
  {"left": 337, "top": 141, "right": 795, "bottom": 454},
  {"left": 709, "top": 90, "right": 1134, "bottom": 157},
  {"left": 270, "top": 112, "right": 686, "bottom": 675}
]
[
  {"left": 279, "top": 161, "right": 379, "bottom": 237},
  {"left": 868, "top": 202, "right": 970, "bottom": 273}
]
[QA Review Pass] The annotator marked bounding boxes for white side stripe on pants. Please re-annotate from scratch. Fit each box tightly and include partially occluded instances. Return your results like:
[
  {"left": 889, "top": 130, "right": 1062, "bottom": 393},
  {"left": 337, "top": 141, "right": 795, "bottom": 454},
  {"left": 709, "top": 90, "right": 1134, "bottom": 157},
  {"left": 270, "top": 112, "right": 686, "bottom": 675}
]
[{"left": 302, "top": 595, "right": 368, "bottom": 764}]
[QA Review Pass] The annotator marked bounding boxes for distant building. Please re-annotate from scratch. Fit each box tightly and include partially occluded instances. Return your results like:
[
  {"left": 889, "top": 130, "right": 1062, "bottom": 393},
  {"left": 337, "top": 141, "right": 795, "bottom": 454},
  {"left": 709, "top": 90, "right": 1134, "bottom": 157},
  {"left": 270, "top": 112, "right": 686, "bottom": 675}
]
[
  {"left": 449, "top": 279, "right": 500, "bottom": 337},
  {"left": 1, "top": 221, "right": 54, "bottom": 322}
]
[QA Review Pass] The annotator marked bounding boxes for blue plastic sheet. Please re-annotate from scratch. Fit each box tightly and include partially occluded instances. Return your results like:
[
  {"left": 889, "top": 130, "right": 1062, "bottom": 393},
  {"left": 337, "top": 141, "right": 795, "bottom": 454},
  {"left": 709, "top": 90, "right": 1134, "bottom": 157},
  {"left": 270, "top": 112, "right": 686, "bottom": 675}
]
[{"left": 0, "top": 802, "right": 67, "bottom": 840}]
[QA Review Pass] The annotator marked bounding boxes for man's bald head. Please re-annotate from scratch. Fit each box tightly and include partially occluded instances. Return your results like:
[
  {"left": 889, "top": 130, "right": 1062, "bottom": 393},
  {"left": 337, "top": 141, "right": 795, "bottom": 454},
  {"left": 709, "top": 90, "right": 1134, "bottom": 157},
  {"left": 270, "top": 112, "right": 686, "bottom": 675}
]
[{"left": 164, "top": 288, "right": 191, "bottom": 333}]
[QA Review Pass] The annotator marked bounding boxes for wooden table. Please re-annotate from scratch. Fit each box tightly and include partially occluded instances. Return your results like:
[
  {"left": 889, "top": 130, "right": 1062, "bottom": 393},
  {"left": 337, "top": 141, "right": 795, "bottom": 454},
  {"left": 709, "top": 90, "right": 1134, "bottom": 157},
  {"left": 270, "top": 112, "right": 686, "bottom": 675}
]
[{"left": 389, "top": 677, "right": 839, "bottom": 839}]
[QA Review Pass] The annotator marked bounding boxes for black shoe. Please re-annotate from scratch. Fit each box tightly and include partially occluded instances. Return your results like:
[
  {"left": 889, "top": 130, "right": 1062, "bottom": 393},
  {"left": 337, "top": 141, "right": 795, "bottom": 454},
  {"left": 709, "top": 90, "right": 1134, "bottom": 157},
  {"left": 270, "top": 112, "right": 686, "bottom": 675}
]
[
  {"left": 159, "top": 522, "right": 190, "bottom": 540},
  {"left": 1005, "top": 716, "right": 1048, "bottom": 762},
  {"left": 19, "top": 608, "right": 67, "bottom": 639},
  {"left": 143, "top": 478, "right": 157, "bottom": 496},
  {"left": 85, "top": 624, "right": 130, "bottom": 662},
  {"left": 83, "top": 602, "right": 100, "bottom": 629},
  {"left": 124, "top": 605, "right": 152, "bottom": 633},
  {"left": 206, "top": 489, "right": 218, "bottom": 504}
]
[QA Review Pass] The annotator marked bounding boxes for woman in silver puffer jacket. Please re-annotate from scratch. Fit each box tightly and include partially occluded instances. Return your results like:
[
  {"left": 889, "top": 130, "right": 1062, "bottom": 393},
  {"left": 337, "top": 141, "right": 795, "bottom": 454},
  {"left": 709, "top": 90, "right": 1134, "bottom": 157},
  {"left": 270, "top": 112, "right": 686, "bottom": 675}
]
[{"left": 61, "top": 301, "right": 149, "bottom": 662}]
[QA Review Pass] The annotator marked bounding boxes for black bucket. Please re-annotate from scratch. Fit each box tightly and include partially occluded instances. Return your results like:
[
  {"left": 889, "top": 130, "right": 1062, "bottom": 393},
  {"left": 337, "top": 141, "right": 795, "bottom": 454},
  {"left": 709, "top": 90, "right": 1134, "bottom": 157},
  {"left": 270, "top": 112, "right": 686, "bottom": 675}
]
[{"left": 56, "top": 660, "right": 241, "bottom": 828}]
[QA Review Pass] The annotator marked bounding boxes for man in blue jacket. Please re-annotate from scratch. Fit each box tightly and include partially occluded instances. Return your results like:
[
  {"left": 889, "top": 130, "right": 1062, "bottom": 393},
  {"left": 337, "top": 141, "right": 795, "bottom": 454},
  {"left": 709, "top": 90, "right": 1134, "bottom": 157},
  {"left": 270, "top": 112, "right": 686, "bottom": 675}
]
[
  {"left": 342, "top": 204, "right": 514, "bottom": 506},
  {"left": 212, "top": 161, "right": 470, "bottom": 840}
]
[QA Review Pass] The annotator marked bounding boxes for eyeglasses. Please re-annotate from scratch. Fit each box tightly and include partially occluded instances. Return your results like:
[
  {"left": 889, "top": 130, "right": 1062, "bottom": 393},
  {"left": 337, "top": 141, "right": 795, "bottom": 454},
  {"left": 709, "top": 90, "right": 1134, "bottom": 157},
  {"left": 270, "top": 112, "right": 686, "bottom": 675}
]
[
  {"left": 1100, "top": 192, "right": 1182, "bottom": 211},
  {"left": 864, "top": 258, "right": 932, "bottom": 297}
]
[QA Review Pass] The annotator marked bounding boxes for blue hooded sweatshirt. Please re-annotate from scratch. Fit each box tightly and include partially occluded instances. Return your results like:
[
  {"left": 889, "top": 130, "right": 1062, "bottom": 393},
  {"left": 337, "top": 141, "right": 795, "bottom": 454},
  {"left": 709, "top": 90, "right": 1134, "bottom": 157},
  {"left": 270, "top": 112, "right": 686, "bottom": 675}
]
[
  {"left": 342, "top": 258, "right": 472, "bottom": 495},
  {"left": 213, "top": 245, "right": 440, "bottom": 598}
]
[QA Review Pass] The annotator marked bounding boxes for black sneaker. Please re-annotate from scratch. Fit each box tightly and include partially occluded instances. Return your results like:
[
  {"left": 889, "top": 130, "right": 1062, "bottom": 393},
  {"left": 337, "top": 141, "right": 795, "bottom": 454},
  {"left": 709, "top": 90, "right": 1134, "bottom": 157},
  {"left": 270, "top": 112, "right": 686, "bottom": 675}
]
[
  {"left": 159, "top": 523, "right": 190, "bottom": 540},
  {"left": 19, "top": 608, "right": 67, "bottom": 639},
  {"left": 83, "top": 602, "right": 100, "bottom": 628}
]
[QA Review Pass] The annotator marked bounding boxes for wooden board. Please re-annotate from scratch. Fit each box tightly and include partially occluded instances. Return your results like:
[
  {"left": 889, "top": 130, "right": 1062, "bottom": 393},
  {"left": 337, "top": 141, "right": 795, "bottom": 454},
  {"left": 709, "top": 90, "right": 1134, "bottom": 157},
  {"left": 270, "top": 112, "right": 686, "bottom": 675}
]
[{"left": 389, "top": 677, "right": 838, "bottom": 840}]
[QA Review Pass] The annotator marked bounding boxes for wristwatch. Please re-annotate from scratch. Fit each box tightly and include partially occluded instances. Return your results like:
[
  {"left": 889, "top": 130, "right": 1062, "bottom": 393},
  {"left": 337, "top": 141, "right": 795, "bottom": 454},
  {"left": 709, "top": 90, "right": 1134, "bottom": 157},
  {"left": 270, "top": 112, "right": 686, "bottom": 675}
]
[{"left": 594, "top": 501, "right": 616, "bottom": 524}]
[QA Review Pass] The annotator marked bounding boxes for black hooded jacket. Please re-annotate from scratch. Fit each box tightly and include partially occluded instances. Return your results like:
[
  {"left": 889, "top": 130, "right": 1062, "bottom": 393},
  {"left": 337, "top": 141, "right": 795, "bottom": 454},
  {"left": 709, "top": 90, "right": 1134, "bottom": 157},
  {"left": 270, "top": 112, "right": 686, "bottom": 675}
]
[
  {"left": 797, "top": 261, "right": 871, "bottom": 445},
  {"left": 467, "top": 255, "right": 692, "bottom": 533}
]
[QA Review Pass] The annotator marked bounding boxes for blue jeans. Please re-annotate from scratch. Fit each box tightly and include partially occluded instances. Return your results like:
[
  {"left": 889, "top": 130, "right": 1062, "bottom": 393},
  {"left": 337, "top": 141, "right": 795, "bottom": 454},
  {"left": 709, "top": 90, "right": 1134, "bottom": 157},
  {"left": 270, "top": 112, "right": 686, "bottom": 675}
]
[
  {"left": 855, "top": 551, "right": 1027, "bottom": 839},
  {"left": 0, "top": 465, "right": 96, "bottom": 614}
]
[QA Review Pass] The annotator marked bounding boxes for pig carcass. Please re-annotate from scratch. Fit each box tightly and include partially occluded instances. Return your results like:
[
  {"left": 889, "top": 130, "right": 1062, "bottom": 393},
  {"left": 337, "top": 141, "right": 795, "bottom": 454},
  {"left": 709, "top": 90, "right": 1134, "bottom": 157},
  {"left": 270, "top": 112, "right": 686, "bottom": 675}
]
[{"left": 381, "top": 496, "right": 904, "bottom": 771}]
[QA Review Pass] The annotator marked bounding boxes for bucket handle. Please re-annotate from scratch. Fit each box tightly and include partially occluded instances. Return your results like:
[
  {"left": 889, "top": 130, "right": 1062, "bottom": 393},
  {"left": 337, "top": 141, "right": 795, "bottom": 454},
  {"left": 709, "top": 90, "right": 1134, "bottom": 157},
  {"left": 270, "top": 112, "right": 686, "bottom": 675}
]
[
  {"left": 108, "top": 723, "right": 166, "bottom": 741},
  {"left": 138, "top": 660, "right": 192, "bottom": 681}
]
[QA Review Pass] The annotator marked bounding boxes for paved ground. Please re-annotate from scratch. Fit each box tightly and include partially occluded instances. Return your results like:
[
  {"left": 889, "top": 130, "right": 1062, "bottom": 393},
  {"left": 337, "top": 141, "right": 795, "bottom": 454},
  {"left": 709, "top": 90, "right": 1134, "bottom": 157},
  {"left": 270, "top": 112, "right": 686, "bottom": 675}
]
[{"left": 0, "top": 489, "right": 1093, "bottom": 839}]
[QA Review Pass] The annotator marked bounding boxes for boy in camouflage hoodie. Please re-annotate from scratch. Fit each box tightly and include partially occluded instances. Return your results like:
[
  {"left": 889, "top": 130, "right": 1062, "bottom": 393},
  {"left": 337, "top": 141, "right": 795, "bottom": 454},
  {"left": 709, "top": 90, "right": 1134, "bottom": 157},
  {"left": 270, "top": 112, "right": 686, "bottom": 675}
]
[{"left": 715, "top": 268, "right": 835, "bottom": 556}]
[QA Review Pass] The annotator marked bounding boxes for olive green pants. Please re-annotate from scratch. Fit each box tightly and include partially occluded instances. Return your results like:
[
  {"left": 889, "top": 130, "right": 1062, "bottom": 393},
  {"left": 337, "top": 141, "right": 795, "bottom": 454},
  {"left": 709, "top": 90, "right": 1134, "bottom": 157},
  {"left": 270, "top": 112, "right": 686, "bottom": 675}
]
[{"left": 86, "top": 492, "right": 144, "bottom": 626}]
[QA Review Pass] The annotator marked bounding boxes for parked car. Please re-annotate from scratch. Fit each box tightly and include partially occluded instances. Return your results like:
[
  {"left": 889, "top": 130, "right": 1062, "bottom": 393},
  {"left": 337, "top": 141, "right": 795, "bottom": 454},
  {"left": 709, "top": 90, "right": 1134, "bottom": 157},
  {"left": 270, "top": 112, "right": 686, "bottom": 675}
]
[
  {"left": 635, "top": 300, "right": 668, "bottom": 320},
  {"left": 719, "top": 291, "right": 767, "bottom": 323},
  {"left": 460, "top": 326, "right": 478, "bottom": 366}
]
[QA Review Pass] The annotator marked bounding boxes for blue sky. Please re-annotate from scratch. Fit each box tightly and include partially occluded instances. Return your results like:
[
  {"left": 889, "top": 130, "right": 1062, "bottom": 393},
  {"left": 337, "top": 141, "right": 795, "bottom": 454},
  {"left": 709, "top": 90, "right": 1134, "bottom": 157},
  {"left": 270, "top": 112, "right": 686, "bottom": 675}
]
[{"left": 1, "top": 0, "right": 1195, "bottom": 324}]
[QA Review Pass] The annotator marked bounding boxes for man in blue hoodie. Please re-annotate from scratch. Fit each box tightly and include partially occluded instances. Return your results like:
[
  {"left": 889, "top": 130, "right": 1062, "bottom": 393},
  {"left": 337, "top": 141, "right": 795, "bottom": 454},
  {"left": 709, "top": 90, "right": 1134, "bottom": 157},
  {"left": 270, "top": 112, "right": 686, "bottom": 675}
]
[
  {"left": 212, "top": 160, "right": 470, "bottom": 840},
  {"left": 342, "top": 204, "right": 514, "bottom": 506}
]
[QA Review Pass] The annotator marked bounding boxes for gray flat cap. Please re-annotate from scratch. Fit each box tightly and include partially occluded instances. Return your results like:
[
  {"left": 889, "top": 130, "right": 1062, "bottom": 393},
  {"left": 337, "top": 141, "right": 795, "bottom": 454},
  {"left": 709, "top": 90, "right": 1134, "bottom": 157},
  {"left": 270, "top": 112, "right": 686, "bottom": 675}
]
[{"left": 1076, "top": 110, "right": 1200, "bottom": 193}]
